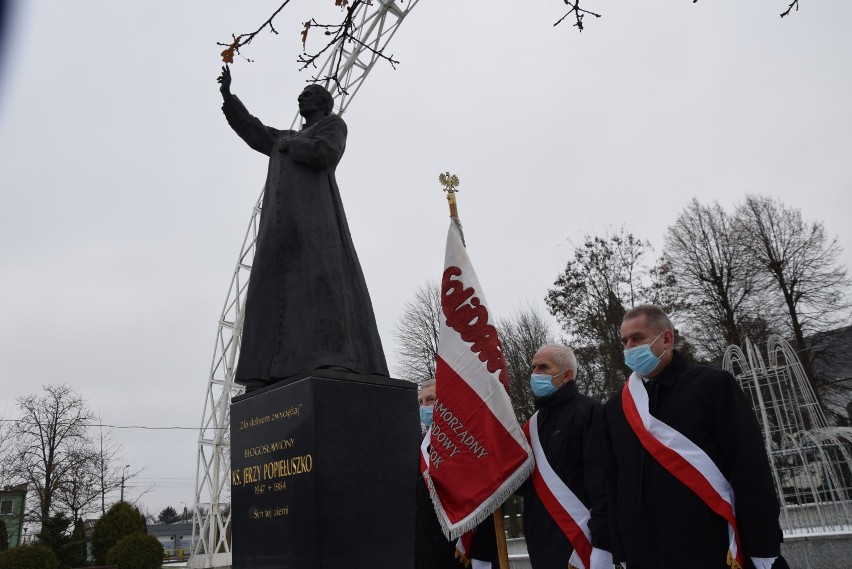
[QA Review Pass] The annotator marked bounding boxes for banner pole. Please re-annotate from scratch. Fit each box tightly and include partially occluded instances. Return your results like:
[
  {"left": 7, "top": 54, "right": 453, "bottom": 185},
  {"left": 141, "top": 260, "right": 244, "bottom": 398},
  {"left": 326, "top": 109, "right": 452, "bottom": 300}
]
[{"left": 492, "top": 507, "right": 511, "bottom": 569}]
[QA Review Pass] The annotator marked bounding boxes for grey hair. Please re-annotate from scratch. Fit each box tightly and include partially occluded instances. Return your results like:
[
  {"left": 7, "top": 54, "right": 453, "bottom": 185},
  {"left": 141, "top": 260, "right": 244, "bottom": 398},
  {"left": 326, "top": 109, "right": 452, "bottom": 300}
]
[
  {"left": 419, "top": 379, "right": 436, "bottom": 391},
  {"left": 623, "top": 304, "right": 674, "bottom": 334},
  {"left": 538, "top": 344, "right": 578, "bottom": 375}
]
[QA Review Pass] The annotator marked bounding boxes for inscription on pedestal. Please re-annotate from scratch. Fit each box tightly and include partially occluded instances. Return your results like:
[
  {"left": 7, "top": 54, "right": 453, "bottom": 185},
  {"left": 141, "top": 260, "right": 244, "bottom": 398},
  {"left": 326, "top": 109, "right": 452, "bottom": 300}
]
[
  {"left": 231, "top": 372, "right": 419, "bottom": 569},
  {"left": 231, "top": 379, "right": 318, "bottom": 568}
]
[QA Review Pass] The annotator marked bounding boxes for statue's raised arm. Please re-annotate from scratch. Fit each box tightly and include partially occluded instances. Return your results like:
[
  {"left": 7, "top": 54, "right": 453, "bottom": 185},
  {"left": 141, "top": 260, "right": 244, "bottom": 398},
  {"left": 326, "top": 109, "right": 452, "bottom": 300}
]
[{"left": 218, "top": 66, "right": 283, "bottom": 157}]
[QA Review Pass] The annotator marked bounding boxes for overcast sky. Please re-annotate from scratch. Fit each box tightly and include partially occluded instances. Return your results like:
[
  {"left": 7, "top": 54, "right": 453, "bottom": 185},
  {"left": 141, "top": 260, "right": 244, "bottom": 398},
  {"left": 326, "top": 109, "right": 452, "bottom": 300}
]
[{"left": 1, "top": 1, "right": 850, "bottom": 518}]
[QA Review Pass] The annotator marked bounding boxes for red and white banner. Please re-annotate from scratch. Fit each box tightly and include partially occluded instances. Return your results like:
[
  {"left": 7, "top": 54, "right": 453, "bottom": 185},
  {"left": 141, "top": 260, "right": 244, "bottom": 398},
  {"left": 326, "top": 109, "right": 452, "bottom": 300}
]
[
  {"left": 422, "top": 220, "right": 534, "bottom": 539},
  {"left": 621, "top": 372, "right": 743, "bottom": 568}
]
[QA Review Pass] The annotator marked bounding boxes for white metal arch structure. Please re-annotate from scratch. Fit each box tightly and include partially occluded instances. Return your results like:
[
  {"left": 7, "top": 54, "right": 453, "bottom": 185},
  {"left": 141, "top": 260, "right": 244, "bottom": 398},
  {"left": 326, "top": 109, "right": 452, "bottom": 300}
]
[
  {"left": 723, "top": 336, "right": 852, "bottom": 536},
  {"left": 189, "top": 2, "right": 420, "bottom": 567}
]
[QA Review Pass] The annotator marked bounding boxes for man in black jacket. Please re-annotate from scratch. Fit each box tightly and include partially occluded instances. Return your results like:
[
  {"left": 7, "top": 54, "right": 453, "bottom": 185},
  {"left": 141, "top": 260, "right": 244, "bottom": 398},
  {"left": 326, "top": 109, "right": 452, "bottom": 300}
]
[
  {"left": 521, "top": 344, "right": 611, "bottom": 568},
  {"left": 604, "top": 305, "right": 785, "bottom": 569}
]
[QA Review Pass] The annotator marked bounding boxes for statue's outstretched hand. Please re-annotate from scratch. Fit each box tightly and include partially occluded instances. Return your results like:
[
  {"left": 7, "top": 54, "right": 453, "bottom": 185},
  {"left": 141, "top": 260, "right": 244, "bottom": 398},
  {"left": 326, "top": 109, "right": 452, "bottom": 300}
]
[{"left": 217, "top": 65, "right": 232, "bottom": 97}]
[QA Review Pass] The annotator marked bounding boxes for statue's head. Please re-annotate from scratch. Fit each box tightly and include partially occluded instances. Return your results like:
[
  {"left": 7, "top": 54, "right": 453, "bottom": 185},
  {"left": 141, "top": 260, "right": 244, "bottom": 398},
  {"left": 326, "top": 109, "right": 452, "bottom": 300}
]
[{"left": 298, "top": 84, "right": 334, "bottom": 118}]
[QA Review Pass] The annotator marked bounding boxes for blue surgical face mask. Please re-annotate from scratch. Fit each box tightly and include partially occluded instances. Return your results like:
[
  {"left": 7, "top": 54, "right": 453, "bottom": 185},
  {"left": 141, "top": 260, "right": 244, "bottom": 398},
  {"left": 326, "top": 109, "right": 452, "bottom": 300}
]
[
  {"left": 530, "top": 370, "right": 566, "bottom": 399},
  {"left": 419, "top": 405, "right": 434, "bottom": 427},
  {"left": 623, "top": 331, "right": 667, "bottom": 377}
]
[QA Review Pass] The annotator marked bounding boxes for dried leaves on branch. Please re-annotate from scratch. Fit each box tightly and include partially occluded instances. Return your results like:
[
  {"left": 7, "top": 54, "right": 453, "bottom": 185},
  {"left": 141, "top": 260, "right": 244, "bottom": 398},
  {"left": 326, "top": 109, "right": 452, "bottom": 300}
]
[
  {"left": 219, "top": 0, "right": 293, "bottom": 64},
  {"left": 218, "top": 0, "right": 399, "bottom": 95},
  {"left": 218, "top": 0, "right": 806, "bottom": 77}
]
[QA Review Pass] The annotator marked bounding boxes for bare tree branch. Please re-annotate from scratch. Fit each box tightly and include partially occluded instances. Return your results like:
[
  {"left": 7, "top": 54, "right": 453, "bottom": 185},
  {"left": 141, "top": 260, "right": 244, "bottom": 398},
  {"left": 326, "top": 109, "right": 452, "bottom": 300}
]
[
  {"left": 662, "top": 198, "right": 779, "bottom": 362},
  {"left": 296, "top": 1, "right": 401, "bottom": 95},
  {"left": 218, "top": 0, "right": 805, "bottom": 91},
  {"left": 392, "top": 281, "right": 442, "bottom": 383},
  {"left": 553, "top": 0, "right": 602, "bottom": 32},
  {"left": 218, "top": 0, "right": 400, "bottom": 96},
  {"left": 6, "top": 385, "right": 95, "bottom": 524},
  {"left": 780, "top": 1, "right": 799, "bottom": 18},
  {"left": 218, "top": 0, "right": 293, "bottom": 64}
]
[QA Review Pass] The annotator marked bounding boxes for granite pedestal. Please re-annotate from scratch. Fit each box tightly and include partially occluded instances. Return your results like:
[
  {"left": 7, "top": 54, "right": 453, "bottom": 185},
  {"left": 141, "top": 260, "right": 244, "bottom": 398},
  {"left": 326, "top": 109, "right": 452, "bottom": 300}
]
[{"left": 230, "top": 370, "right": 420, "bottom": 569}]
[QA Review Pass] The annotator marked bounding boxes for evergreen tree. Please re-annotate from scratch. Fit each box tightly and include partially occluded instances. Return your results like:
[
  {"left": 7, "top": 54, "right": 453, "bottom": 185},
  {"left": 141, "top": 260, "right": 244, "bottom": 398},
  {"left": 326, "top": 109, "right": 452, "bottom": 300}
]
[
  {"left": 157, "top": 506, "right": 180, "bottom": 525},
  {"left": 36, "top": 513, "right": 72, "bottom": 569},
  {"left": 92, "top": 502, "right": 146, "bottom": 565},
  {"left": 66, "top": 518, "right": 87, "bottom": 569}
]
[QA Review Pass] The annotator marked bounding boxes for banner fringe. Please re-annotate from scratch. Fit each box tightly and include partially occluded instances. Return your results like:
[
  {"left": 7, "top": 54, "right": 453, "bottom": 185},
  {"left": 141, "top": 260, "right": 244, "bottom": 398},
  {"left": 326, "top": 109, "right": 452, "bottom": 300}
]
[{"left": 425, "top": 453, "right": 534, "bottom": 540}]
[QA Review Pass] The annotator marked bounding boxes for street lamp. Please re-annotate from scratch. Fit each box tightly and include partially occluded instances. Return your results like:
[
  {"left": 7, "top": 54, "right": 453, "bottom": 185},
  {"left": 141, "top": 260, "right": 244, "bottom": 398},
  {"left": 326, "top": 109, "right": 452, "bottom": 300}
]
[{"left": 120, "top": 464, "right": 130, "bottom": 502}]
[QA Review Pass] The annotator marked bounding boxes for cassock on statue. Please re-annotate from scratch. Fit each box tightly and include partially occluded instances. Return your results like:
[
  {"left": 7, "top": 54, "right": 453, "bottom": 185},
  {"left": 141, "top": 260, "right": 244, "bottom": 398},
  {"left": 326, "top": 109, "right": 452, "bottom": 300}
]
[{"left": 220, "top": 81, "right": 389, "bottom": 389}]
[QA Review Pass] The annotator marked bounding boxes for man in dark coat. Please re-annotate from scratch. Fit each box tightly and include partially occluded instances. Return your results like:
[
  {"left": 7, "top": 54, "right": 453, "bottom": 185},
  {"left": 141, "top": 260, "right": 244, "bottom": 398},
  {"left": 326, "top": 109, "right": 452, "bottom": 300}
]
[
  {"left": 520, "top": 344, "right": 611, "bottom": 568},
  {"left": 604, "top": 304, "right": 785, "bottom": 569},
  {"left": 217, "top": 66, "right": 389, "bottom": 390}
]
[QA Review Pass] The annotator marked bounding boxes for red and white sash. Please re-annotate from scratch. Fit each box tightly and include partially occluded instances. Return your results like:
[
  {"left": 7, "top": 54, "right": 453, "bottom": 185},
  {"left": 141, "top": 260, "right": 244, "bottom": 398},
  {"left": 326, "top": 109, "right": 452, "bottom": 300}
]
[
  {"left": 420, "top": 432, "right": 431, "bottom": 478},
  {"left": 621, "top": 372, "right": 744, "bottom": 568},
  {"left": 523, "top": 411, "right": 611, "bottom": 569}
]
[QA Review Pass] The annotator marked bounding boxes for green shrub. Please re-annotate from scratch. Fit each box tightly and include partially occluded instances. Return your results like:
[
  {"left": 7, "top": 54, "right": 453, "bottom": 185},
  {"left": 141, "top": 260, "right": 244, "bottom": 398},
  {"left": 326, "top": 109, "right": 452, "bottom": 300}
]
[
  {"left": 91, "top": 501, "right": 146, "bottom": 565},
  {"left": 106, "top": 533, "right": 163, "bottom": 569},
  {"left": 0, "top": 543, "right": 59, "bottom": 569}
]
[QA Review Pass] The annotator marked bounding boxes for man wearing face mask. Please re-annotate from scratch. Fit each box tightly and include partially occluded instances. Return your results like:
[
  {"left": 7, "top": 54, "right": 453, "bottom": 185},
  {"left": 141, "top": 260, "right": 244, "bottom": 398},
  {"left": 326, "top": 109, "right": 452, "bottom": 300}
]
[
  {"left": 520, "top": 344, "right": 612, "bottom": 569},
  {"left": 604, "top": 305, "right": 786, "bottom": 569}
]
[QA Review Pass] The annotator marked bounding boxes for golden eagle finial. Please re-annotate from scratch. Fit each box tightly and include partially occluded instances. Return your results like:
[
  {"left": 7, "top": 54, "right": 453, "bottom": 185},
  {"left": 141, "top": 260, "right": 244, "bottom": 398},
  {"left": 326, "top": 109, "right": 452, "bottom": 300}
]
[
  {"left": 439, "top": 172, "right": 460, "bottom": 193},
  {"left": 439, "top": 172, "right": 460, "bottom": 218}
]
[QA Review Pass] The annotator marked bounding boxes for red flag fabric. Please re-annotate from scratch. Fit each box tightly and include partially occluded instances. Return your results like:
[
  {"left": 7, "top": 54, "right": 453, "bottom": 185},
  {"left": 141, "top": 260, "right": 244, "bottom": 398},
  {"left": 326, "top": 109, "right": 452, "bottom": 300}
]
[{"left": 422, "top": 220, "right": 534, "bottom": 539}]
